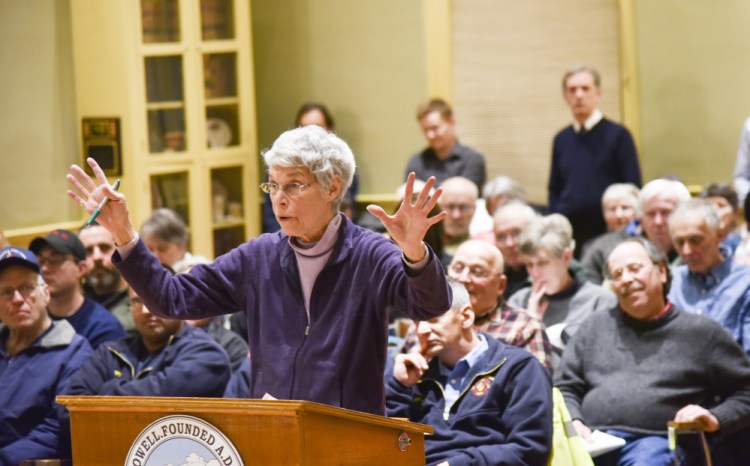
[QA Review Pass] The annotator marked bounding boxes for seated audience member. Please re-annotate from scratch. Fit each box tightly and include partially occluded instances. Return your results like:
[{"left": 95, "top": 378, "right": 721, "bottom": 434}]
[
  {"left": 508, "top": 214, "right": 616, "bottom": 369},
  {"left": 78, "top": 222, "right": 135, "bottom": 333},
  {"left": 581, "top": 178, "right": 691, "bottom": 284},
  {"left": 601, "top": 183, "right": 640, "bottom": 232},
  {"left": 493, "top": 201, "right": 539, "bottom": 299},
  {"left": 29, "top": 229, "right": 124, "bottom": 349},
  {"left": 401, "top": 240, "right": 552, "bottom": 371},
  {"left": 64, "top": 283, "right": 231, "bottom": 397},
  {"left": 0, "top": 247, "right": 92, "bottom": 465},
  {"left": 471, "top": 175, "right": 529, "bottom": 244},
  {"left": 224, "top": 357, "right": 251, "bottom": 398},
  {"left": 734, "top": 194, "right": 750, "bottom": 265},
  {"left": 405, "top": 98, "right": 487, "bottom": 192},
  {"left": 580, "top": 183, "right": 640, "bottom": 257},
  {"left": 667, "top": 198, "right": 750, "bottom": 355},
  {"left": 386, "top": 278, "right": 552, "bottom": 466},
  {"left": 437, "top": 176, "right": 478, "bottom": 258},
  {"left": 264, "top": 102, "right": 360, "bottom": 232},
  {"left": 140, "top": 208, "right": 210, "bottom": 273},
  {"left": 556, "top": 237, "right": 750, "bottom": 466},
  {"left": 699, "top": 182, "right": 742, "bottom": 253}
]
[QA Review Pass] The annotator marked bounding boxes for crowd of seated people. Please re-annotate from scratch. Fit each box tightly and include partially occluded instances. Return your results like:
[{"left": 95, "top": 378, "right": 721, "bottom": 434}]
[{"left": 6, "top": 78, "right": 750, "bottom": 466}]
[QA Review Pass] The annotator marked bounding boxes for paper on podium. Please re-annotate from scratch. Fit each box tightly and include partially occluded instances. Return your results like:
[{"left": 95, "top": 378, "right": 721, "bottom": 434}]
[{"left": 584, "top": 430, "right": 626, "bottom": 457}]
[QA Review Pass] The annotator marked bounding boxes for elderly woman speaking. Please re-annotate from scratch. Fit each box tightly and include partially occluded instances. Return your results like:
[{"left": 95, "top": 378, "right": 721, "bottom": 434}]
[{"left": 67, "top": 125, "right": 450, "bottom": 415}]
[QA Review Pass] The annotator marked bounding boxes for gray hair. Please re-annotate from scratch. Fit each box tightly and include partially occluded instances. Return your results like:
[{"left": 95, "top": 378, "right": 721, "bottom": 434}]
[
  {"left": 602, "top": 183, "right": 640, "bottom": 215},
  {"left": 262, "top": 125, "right": 356, "bottom": 211},
  {"left": 519, "top": 214, "right": 574, "bottom": 258},
  {"left": 493, "top": 200, "right": 538, "bottom": 225},
  {"left": 483, "top": 176, "right": 527, "bottom": 203},
  {"left": 639, "top": 178, "right": 691, "bottom": 211},
  {"left": 447, "top": 276, "right": 471, "bottom": 312},
  {"left": 603, "top": 237, "right": 671, "bottom": 298},
  {"left": 562, "top": 65, "right": 601, "bottom": 89},
  {"left": 140, "top": 208, "right": 188, "bottom": 247},
  {"left": 669, "top": 198, "right": 721, "bottom": 236}
]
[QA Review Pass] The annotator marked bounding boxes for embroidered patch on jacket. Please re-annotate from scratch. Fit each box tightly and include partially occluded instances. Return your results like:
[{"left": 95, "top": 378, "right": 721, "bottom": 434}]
[{"left": 470, "top": 377, "right": 493, "bottom": 397}]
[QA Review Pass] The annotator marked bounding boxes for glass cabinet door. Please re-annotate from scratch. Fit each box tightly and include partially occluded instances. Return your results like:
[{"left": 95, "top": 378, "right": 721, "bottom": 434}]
[
  {"left": 145, "top": 56, "right": 187, "bottom": 154},
  {"left": 200, "top": 0, "right": 234, "bottom": 41},
  {"left": 141, "top": 0, "right": 181, "bottom": 43}
]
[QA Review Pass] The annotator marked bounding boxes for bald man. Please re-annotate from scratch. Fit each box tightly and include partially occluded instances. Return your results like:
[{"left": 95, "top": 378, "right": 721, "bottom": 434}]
[
  {"left": 438, "top": 177, "right": 479, "bottom": 257},
  {"left": 401, "top": 240, "right": 552, "bottom": 371}
]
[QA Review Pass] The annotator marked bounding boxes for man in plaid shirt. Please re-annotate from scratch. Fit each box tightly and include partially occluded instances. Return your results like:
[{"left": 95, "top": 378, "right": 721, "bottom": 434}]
[{"left": 399, "top": 240, "right": 552, "bottom": 373}]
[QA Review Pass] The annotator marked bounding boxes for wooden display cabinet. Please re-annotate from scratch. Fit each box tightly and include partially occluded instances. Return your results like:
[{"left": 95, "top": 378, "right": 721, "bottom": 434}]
[{"left": 70, "top": 0, "right": 259, "bottom": 258}]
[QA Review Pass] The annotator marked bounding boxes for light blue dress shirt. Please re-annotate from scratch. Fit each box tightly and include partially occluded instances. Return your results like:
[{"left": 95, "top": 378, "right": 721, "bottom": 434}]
[
  {"left": 668, "top": 250, "right": 750, "bottom": 356},
  {"left": 438, "top": 334, "right": 489, "bottom": 417}
]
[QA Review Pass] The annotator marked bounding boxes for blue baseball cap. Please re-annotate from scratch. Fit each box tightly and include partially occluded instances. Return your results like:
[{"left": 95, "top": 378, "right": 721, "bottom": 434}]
[{"left": 0, "top": 247, "right": 41, "bottom": 275}]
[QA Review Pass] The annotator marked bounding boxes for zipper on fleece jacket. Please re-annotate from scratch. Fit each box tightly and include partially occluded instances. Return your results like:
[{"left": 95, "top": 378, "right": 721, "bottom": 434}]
[{"left": 418, "top": 357, "right": 508, "bottom": 421}]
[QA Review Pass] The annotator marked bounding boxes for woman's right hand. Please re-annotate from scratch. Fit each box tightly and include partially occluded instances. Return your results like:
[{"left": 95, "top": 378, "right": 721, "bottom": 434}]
[{"left": 67, "top": 157, "right": 137, "bottom": 244}]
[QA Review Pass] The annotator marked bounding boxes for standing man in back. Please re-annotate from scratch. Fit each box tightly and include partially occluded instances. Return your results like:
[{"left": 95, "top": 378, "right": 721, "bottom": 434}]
[
  {"left": 405, "top": 98, "right": 487, "bottom": 193},
  {"left": 548, "top": 65, "right": 641, "bottom": 254}
]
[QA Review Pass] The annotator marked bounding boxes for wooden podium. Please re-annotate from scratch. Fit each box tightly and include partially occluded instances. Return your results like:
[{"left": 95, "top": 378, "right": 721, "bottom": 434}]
[{"left": 57, "top": 396, "right": 433, "bottom": 465}]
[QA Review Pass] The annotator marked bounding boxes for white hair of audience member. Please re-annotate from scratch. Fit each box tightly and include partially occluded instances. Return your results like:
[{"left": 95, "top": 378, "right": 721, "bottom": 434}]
[
  {"left": 519, "top": 213, "right": 575, "bottom": 258},
  {"left": 483, "top": 176, "right": 528, "bottom": 215},
  {"left": 493, "top": 200, "right": 538, "bottom": 225},
  {"left": 668, "top": 198, "right": 722, "bottom": 236},
  {"left": 262, "top": 125, "right": 356, "bottom": 211},
  {"left": 638, "top": 178, "right": 692, "bottom": 209},
  {"left": 447, "top": 276, "right": 472, "bottom": 311},
  {"left": 396, "top": 179, "right": 434, "bottom": 201},
  {"left": 602, "top": 183, "right": 641, "bottom": 215}
]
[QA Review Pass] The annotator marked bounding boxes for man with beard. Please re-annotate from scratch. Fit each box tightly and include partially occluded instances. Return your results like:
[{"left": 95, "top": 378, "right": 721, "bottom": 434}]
[
  {"left": 29, "top": 229, "right": 124, "bottom": 349},
  {"left": 79, "top": 223, "right": 134, "bottom": 333}
]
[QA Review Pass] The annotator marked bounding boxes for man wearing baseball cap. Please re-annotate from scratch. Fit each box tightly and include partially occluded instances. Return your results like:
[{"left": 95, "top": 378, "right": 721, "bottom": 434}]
[
  {"left": 30, "top": 229, "right": 124, "bottom": 349},
  {"left": 0, "top": 247, "right": 92, "bottom": 464}
]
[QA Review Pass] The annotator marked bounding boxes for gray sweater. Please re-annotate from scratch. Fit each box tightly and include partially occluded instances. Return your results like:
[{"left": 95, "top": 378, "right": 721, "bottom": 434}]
[{"left": 555, "top": 305, "right": 750, "bottom": 435}]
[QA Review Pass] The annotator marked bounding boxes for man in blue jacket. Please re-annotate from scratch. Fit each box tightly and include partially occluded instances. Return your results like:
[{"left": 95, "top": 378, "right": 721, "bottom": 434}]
[
  {"left": 0, "top": 247, "right": 92, "bottom": 465},
  {"left": 63, "top": 286, "right": 231, "bottom": 397},
  {"left": 386, "top": 278, "right": 552, "bottom": 466}
]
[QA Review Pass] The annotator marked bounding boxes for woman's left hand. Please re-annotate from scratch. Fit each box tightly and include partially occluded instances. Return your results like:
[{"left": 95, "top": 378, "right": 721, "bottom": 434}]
[{"left": 367, "top": 173, "right": 446, "bottom": 262}]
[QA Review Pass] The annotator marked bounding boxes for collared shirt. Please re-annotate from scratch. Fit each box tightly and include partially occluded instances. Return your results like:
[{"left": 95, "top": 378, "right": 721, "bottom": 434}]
[
  {"left": 668, "top": 249, "right": 750, "bottom": 355},
  {"left": 438, "top": 334, "right": 488, "bottom": 416},
  {"left": 405, "top": 141, "right": 487, "bottom": 192},
  {"left": 572, "top": 108, "right": 603, "bottom": 134},
  {"left": 401, "top": 301, "right": 552, "bottom": 371}
]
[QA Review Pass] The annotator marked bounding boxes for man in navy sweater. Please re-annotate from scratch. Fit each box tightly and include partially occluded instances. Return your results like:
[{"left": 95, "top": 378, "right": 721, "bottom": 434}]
[
  {"left": 386, "top": 278, "right": 552, "bottom": 466},
  {"left": 548, "top": 65, "right": 641, "bottom": 256}
]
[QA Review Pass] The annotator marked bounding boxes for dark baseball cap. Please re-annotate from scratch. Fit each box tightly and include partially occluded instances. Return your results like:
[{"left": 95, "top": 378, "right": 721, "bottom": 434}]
[
  {"left": 29, "top": 229, "right": 87, "bottom": 262},
  {"left": 0, "top": 247, "right": 41, "bottom": 275}
]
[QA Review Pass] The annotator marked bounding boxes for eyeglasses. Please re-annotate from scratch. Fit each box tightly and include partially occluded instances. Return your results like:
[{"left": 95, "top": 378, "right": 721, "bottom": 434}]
[
  {"left": 442, "top": 204, "right": 474, "bottom": 214},
  {"left": 260, "top": 182, "right": 312, "bottom": 197},
  {"left": 36, "top": 254, "right": 72, "bottom": 268},
  {"left": 496, "top": 229, "right": 522, "bottom": 243},
  {"left": 0, "top": 283, "right": 41, "bottom": 302},
  {"left": 449, "top": 263, "right": 493, "bottom": 279}
]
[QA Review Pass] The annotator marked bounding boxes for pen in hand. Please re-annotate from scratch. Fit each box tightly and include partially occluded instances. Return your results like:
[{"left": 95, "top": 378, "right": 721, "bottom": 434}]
[{"left": 85, "top": 179, "right": 121, "bottom": 227}]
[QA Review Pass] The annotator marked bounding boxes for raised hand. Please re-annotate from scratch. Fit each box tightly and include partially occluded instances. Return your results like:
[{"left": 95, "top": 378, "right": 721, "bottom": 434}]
[
  {"left": 366, "top": 173, "right": 446, "bottom": 262},
  {"left": 67, "top": 157, "right": 137, "bottom": 244}
]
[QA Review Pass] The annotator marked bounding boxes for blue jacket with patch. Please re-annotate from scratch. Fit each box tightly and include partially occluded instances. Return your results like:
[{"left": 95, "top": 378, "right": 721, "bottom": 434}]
[
  {"left": 386, "top": 335, "right": 553, "bottom": 466},
  {"left": 0, "top": 320, "right": 92, "bottom": 465},
  {"left": 63, "top": 324, "right": 230, "bottom": 397}
]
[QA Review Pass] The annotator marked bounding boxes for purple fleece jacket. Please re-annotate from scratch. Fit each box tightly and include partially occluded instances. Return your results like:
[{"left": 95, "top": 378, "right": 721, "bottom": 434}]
[{"left": 114, "top": 215, "right": 451, "bottom": 415}]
